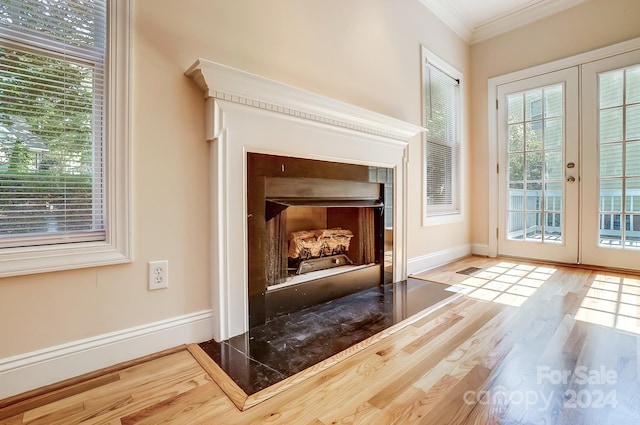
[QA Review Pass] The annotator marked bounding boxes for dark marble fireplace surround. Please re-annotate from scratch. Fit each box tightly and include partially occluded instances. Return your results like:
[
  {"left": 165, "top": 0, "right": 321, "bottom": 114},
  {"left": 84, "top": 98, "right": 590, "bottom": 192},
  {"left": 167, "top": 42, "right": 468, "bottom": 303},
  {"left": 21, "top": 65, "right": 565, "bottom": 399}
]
[{"left": 247, "top": 152, "right": 394, "bottom": 329}]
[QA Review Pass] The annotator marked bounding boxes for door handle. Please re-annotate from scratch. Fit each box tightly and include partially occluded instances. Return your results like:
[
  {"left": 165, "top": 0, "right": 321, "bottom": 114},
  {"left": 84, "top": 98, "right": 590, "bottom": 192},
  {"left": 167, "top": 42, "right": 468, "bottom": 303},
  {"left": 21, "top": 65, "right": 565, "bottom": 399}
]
[{"left": 567, "top": 176, "right": 576, "bottom": 183}]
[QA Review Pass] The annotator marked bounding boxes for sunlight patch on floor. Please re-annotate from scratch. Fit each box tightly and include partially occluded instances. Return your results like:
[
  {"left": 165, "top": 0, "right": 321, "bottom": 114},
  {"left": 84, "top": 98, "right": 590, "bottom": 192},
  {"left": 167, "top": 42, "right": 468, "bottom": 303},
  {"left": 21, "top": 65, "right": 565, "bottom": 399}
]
[
  {"left": 450, "top": 262, "right": 555, "bottom": 307},
  {"left": 575, "top": 274, "right": 640, "bottom": 335}
]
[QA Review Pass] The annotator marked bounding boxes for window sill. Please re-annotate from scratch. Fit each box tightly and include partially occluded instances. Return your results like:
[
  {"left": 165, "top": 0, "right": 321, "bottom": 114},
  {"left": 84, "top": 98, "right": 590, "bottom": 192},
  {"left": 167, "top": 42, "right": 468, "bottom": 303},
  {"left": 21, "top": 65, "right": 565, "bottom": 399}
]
[
  {"left": 0, "top": 241, "right": 131, "bottom": 278},
  {"left": 423, "top": 212, "right": 464, "bottom": 227}
]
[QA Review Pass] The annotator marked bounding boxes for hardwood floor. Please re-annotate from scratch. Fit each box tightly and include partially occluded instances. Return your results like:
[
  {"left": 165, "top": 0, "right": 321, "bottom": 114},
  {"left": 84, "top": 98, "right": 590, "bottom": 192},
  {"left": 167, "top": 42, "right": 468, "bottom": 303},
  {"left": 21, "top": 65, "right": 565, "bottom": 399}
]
[{"left": 2, "top": 256, "right": 640, "bottom": 424}]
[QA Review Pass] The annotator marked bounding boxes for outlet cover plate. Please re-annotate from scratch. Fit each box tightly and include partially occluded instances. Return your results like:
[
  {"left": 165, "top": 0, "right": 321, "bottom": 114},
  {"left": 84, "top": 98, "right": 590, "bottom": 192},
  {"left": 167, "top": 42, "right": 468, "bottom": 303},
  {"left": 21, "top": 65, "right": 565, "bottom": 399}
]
[{"left": 148, "top": 260, "right": 169, "bottom": 290}]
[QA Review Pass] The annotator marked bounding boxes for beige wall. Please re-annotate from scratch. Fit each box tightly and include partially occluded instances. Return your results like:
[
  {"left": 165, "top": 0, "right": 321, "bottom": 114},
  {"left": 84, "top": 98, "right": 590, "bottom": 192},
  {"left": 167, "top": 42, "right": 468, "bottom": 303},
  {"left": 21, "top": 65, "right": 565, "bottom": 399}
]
[
  {"left": 0, "top": 0, "right": 470, "bottom": 359},
  {"left": 469, "top": 0, "right": 640, "bottom": 247}
]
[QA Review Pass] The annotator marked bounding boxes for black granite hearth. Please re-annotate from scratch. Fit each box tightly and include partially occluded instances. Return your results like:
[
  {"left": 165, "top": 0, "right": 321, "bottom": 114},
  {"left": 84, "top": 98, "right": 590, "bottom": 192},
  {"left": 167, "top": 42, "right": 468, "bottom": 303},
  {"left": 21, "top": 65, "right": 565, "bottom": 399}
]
[{"left": 198, "top": 277, "right": 456, "bottom": 396}]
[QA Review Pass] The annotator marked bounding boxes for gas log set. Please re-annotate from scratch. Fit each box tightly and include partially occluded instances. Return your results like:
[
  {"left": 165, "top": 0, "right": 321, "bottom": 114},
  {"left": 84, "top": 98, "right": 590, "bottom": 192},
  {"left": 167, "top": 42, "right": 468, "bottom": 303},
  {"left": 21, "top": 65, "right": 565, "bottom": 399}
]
[{"left": 288, "top": 228, "right": 355, "bottom": 274}]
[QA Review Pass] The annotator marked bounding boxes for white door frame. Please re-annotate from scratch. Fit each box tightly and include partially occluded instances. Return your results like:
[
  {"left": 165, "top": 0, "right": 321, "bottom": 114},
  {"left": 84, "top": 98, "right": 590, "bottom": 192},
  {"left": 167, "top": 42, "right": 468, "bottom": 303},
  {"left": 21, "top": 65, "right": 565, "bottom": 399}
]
[{"left": 487, "top": 37, "right": 640, "bottom": 258}]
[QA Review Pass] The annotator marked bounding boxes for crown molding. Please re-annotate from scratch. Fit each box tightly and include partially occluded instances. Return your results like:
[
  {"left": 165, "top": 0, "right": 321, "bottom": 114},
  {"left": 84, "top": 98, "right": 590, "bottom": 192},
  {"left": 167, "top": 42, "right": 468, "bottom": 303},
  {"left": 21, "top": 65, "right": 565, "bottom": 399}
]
[
  {"left": 417, "top": 0, "right": 473, "bottom": 42},
  {"left": 418, "top": 0, "right": 588, "bottom": 45},
  {"left": 471, "top": 0, "right": 588, "bottom": 44}
]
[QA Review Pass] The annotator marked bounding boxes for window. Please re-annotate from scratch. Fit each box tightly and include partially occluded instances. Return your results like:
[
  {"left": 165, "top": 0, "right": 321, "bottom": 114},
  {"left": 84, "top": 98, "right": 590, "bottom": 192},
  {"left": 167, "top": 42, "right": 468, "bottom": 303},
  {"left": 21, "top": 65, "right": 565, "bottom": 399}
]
[
  {"left": 422, "top": 47, "right": 462, "bottom": 223},
  {"left": 0, "top": 0, "right": 130, "bottom": 277}
]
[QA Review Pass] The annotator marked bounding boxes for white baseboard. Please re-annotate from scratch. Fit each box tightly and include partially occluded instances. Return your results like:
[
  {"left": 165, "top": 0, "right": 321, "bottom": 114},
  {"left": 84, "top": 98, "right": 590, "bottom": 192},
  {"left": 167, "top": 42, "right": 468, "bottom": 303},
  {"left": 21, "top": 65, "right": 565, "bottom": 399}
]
[
  {"left": 407, "top": 244, "right": 471, "bottom": 275},
  {"left": 0, "top": 310, "right": 213, "bottom": 400},
  {"left": 471, "top": 243, "right": 490, "bottom": 257}
]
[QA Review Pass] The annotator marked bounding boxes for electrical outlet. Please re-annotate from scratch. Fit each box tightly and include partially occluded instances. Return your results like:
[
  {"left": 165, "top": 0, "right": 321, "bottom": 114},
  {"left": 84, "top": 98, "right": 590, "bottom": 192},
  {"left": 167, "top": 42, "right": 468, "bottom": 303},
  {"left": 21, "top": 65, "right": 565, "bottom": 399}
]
[{"left": 148, "top": 260, "right": 169, "bottom": 290}]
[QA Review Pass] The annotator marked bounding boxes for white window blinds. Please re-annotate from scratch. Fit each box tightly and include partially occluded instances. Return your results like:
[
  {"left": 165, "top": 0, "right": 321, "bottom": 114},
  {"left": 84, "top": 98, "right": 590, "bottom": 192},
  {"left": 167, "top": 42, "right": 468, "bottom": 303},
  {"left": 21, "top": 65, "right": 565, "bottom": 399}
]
[
  {"left": 424, "top": 60, "right": 460, "bottom": 215},
  {"left": 0, "top": 0, "right": 106, "bottom": 248}
]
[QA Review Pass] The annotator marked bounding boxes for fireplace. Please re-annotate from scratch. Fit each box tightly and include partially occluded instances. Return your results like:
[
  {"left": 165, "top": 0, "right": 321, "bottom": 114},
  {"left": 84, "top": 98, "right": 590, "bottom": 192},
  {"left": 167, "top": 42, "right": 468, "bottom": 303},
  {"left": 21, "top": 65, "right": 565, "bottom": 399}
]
[
  {"left": 186, "top": 59, "right": 424, "bottom": 341},
  {"left": 247, "top": 153, "right": 393, "bottom": 327}
]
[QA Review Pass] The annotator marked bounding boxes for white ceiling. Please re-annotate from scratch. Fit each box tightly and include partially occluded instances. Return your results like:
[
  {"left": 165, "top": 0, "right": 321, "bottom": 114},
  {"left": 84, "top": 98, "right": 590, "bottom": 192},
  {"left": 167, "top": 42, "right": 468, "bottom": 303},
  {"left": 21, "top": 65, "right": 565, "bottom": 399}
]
[{"left": 419, "top": 0, "right": 588, "bottom": 44}]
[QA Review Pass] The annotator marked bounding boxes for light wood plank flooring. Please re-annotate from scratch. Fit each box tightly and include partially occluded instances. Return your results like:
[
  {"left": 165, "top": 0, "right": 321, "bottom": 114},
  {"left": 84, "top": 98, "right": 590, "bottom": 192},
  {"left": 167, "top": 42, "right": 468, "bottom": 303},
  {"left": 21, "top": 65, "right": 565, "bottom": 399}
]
[{"left": 2, "top": 256, "right": 640, "bottom": 424}]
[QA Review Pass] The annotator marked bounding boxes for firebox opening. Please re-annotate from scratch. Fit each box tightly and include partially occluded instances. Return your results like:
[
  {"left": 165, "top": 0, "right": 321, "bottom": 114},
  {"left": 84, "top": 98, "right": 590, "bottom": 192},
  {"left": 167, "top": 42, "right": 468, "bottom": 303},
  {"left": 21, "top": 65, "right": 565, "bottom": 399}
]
[
  {"left": 248, "top": 153, "right": 394, "bottom": 327},
  {"left": 265, "top": 204, "right": 382, "bottom": 290}
]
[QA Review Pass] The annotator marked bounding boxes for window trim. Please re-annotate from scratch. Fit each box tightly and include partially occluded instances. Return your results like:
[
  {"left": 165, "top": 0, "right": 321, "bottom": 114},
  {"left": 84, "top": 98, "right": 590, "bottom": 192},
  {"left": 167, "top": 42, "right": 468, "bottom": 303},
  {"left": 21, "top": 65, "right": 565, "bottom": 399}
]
[
  {"left": 0, "top": 0, "right": 131, "bottom": 277},
  {"left": 421, "top": 46, "right": 464, "bottom": 226}
]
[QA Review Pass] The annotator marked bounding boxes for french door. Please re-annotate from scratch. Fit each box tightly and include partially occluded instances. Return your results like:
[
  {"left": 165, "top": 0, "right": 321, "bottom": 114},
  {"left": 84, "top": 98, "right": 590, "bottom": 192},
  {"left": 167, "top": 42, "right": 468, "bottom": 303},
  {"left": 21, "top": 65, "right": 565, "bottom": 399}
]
[
  {"left": 497, "top": 68, "right": 580, "bottom": 264},
  {"left": 497, "top": 50, "right": 640, "bottom": 270},
  {"left": 581, "top": 50, "right": 640, "bottom": 269}
]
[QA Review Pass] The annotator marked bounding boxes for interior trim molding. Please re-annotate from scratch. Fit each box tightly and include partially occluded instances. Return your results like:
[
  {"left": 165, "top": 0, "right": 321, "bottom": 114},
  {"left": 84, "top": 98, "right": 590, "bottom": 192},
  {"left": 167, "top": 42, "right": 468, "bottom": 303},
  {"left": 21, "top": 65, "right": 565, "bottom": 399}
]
[
  {"left": 0, "top": 310, "right": 213, "bottom": 400},
  {"left": 471, "top": 0, "right": 587, "bottom": 44},
  {"left": 471, "top": 244, "right": 490, "bottom": 257},
  {"left": 417, "top": 0, "right": 472, "bottom": 42},
  {"left": 407, "top": 244, "right": 471, "bottom": 275},
  {"left": 185, "top": 59, "right": 424, "bottom": 142},
  {"left": 418, "top": 0, "right": 587, "bottom": 44}
]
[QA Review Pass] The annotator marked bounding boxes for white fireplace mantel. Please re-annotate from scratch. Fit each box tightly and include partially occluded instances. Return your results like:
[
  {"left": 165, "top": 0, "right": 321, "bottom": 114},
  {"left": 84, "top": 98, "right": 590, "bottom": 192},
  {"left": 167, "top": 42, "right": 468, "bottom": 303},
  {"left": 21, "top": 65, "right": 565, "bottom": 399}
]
[{"left": 186, "top": 59, "right": 425, "bottom": 342}]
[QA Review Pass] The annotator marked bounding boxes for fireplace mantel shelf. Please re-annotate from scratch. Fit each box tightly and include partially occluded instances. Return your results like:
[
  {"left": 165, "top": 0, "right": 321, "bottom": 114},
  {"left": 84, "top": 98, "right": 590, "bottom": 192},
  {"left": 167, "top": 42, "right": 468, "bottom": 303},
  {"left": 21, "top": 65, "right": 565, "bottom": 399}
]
[{"left": 185, "top": 59, "right": 425, "bottom": 142}]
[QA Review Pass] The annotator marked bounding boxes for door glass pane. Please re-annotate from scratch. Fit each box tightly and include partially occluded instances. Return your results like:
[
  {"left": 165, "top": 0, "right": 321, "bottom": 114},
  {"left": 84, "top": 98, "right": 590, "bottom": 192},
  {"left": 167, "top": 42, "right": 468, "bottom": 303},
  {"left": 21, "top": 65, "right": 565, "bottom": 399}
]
[
  {"left": 525, "top": 123, "right": 543, "bottom": 151},
  {"left": 600, "top": 144, "right": 623, "bottom": 177},
  {"left": 626, "top": 214, "right": 640, "bottom": 248},
  {"left": 600, "top": 108, "right": 623, "bottom": 143},
  {"left": 599, "top": 67, "right": 640, "bottom": 249},
  {"left": 544, "top": 182, "right": 564, "bottom": 243},
  {"left": 545, "top": 182, "right": 563, "bottom": 210},
  {"left": 507, "top": 94, "right": 524, "bottom": 123},
  {"left": 508, "top": 211, "right": 524, "bottom": 239},
  {"left": 626, "top": 66, "right": 640, "bottom": 104},
  {"left": 626, "top": 178, "right": 640, "bottom": 212},
  {"left": 627, "top": 104, "right": 640, "bottom": 141},
  {"left": 508, "top": 124, "right": 524, "bottom": 152},
  {"left": 544, "top": 213, "right": 562, "bottom": 243},
  {"left": 509, "top": 153, "right": 524, "bottom": 181},
  {"left": 545, "top": 150, "right": 563, "bottom": 179},
  {"left": 509, "top": 182, "right": 524, "bottom": 209},
  {"left": 525, "top": 212, "right": 542, "bottom": 241},
  {"left": 600, "top": 213, "right": 622, "bottom": 247},
  {"left": 600, "top": 179, "right": 622, "bottom": 212},
  {"left": 626, "top": 141, "right": 640, "bottom": 176},
  {"left": 545, "top": 118, "right": 563, "bottom": 149},
  {"left": 526, "top": 152, "right": 542, "bottom": 180},
  {"left": 506, "top": 83, "right": 565, "bottom": 244},
  {"left": 525, "top": 90, "right": 542, "bottom": 121},
  {"left": 527, "top": 182, "right": 543, "bottom": 210},
  {"left": 600, "top": 70, "right": 624, "bottom": 108},
  {"left": 544, "top": 85, "right": 563, "bottom": 118}
]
